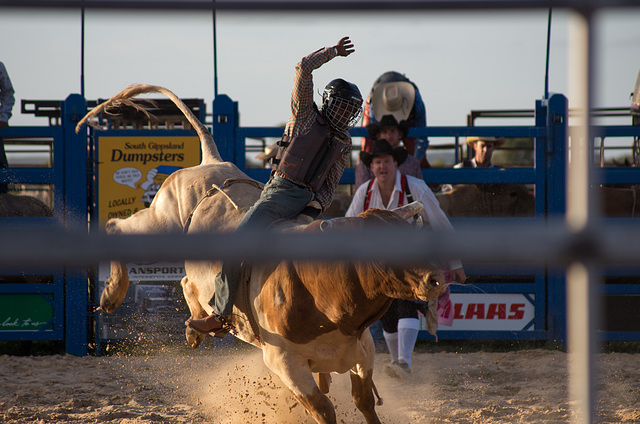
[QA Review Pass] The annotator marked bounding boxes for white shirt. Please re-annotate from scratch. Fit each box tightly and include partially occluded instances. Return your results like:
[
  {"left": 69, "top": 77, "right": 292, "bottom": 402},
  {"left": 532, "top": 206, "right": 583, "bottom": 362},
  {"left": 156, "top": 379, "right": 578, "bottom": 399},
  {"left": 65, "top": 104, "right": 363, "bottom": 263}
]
[{"left": 345, "top": 170, "right": 462, "bottom": 270}]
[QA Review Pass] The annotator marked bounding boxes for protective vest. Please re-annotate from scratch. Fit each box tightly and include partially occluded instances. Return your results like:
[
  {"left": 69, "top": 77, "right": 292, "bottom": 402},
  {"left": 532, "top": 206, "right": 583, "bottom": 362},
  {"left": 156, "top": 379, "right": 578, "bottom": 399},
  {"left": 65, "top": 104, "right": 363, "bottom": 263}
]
[{"left": 272, "top": 112, "right": 345, "bottom": 193}]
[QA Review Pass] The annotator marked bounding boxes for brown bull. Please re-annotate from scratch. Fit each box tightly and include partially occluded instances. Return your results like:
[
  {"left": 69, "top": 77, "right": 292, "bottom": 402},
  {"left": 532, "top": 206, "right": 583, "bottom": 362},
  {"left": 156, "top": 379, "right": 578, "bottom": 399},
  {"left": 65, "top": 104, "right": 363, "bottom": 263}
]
[
  {"left": 77, "top": 84, "right": 448, "bottom": 424},
  {"left": 435, "top": 183, "right": 640, "bottom": 218},
  {"left": 0, "top": 193, "right": 52, "bottom": 217},
  {"left": 436, "top": 183, "right": 535, "bottom": 217},
  {"left": 183, "top": 203, "right": 445, "bottom": 424},
  {"left": 600, "top": 185, "right": 640, "bottom": 217}
]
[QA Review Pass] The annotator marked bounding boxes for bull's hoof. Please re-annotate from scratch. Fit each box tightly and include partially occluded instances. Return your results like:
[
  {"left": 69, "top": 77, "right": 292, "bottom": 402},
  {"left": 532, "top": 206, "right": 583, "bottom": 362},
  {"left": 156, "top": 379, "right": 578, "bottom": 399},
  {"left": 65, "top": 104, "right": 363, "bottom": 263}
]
[
  {"left": 99, "top": 282, "right": 127, "bottom": 313},
  {"left": 384, "top": 360, "right": 411, "bottom": 379},
  {"left": 186, "top": 326, "right": 205, "bottom": 349}
]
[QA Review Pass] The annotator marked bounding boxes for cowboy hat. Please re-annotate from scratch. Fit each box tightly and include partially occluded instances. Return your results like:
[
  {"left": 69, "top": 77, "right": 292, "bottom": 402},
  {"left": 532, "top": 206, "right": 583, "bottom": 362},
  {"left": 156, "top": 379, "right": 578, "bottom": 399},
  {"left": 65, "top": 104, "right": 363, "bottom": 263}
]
[
  {"left": 466, "top": 136, "right": 506, "bottom": 148},
  {"left": 371, "top": 81, "right": 415, "bottom": 123},
  {"left": 366, "top": 114, "right": 410, "bottom": 140},
  {"left": 360, "top": 139, "right": 408, "bottom": 168}
]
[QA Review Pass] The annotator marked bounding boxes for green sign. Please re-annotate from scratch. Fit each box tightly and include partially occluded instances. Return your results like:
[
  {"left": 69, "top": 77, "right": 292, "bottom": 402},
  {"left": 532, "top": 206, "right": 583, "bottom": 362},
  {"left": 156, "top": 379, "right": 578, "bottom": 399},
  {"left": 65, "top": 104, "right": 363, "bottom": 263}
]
[{"left": 0, "top": 294, "right": 54, "bottom": 331}]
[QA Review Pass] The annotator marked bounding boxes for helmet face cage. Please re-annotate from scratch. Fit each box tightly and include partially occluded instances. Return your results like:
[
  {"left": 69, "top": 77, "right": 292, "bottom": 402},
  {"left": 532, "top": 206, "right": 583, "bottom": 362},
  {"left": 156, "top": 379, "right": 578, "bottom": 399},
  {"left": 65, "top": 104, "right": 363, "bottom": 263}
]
[
  {"left": 324, "top": 96, "right": 363, "bottom": 132},
  {"left": 322, "top": 79, "right": 363, "bottom": 132}
]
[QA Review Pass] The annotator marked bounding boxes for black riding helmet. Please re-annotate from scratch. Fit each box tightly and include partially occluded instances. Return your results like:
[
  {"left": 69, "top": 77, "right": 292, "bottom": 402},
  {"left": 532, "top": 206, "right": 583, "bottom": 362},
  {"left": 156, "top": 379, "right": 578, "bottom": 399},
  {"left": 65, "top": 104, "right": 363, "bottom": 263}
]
[{"left": 321, "top": 78, "right": 363, "bottom": 132}]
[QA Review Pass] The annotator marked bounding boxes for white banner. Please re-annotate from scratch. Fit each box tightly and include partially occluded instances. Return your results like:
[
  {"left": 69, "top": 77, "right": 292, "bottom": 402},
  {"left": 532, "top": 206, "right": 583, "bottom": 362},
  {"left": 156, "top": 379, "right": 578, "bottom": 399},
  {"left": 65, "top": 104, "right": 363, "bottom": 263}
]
[
  {"left": 98, "top": 261, "right": 186, "bottom": 282},
  {"left": 423, "top": 293, "right": 536, "bottom": 332}
]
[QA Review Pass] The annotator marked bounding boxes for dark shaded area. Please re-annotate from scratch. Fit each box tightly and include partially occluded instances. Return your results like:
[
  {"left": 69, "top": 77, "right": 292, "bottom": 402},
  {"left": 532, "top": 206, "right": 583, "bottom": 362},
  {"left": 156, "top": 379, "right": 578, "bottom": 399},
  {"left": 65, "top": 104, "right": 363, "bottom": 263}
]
[{"left": 0, "top": 340, "right": 65, "bottom": 356}]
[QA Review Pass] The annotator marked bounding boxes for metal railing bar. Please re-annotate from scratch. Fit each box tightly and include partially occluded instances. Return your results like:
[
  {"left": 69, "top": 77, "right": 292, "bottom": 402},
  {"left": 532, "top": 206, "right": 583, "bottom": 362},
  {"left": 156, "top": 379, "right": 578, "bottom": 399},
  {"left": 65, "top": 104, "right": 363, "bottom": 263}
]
[
  {"left": 0, "top": 222, "right": 639, "bottom": 267},
  {"left": 0, "top": 0, "right": 638, "bottom": 11}
]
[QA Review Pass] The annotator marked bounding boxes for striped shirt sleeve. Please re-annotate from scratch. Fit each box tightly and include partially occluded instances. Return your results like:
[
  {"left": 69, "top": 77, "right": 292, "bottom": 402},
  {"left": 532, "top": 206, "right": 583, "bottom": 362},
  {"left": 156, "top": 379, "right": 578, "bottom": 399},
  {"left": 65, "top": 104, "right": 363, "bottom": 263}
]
[
  {"left": 282, "top": 45, "right": 349, "bottom": 211},
  {"left": 285, "top": 47, "right": 337, "bottom": 137}
]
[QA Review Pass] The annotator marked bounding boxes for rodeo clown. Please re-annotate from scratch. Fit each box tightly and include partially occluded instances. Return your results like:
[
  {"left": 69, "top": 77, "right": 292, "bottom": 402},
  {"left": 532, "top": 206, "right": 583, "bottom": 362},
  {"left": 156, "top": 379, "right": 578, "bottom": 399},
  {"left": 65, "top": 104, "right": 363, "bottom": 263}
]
[
  {"left": 345, "top": 138, "right": 466, "bottom": 377},
  {"left": 187, "top": 36, "right": 363, "bottom": 337}
]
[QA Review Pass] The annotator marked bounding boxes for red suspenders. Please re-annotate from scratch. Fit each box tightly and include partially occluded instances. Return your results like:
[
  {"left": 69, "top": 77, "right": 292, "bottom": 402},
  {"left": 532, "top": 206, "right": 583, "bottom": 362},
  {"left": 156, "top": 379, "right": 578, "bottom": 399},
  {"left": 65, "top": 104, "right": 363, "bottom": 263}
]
[
  {"left": 363, "top": 174, "right": 410, "bottom": 211},
  {"left": 363, "top": 178, "right": 375, "bottom": 211}
]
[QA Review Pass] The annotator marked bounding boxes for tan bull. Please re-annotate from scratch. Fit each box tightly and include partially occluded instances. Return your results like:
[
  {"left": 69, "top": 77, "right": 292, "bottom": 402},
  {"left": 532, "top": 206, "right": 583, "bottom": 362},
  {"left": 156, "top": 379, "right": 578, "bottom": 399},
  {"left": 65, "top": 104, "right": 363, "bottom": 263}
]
[
  {"left": 77, "top": 84, "right": 264, "bottom": 314},
  {"left": 77, "top": 84, "right": 447, "bottom": 424}
]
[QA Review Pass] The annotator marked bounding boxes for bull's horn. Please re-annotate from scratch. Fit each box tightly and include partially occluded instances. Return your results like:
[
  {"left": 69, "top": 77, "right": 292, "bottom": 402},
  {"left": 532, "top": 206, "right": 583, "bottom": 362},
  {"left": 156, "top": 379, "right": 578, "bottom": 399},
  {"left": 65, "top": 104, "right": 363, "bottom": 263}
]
[
  {"left": 414, "top": 215, "right": 424, "bottom": 229},
  {"left": 392, "top": 201, "right": 424, "bottom": 220}
]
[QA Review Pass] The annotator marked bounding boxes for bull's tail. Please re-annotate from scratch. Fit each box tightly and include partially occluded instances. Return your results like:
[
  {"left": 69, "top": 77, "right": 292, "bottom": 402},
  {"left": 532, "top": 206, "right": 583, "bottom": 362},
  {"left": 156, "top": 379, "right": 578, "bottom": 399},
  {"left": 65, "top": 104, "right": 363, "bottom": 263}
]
[
  {"left": 372, "top": 380, "right": 383, "bottom": 406},
  {"left": 75, "top": 83, "right": 223, "bottom": 165}
]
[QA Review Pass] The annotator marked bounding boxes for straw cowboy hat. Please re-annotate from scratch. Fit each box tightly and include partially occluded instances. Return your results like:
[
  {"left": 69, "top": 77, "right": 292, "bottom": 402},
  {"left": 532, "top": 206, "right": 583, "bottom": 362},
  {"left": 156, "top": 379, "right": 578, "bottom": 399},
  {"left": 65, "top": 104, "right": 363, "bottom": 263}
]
[
  {"left": 371, "top": 81, "right": 416, "bottom": 123},
  {"left": 360, "top": 138, "right": 408, "bottom": 168},
  {"left": 466, "top": 136, "right": 506, "bottom": 148}
]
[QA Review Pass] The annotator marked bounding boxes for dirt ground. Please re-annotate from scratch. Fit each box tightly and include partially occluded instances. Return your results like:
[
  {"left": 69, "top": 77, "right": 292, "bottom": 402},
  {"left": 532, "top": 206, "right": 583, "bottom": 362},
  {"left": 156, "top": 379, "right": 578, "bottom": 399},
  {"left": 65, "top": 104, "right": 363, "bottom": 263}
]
[{"left": 1, "top": 341, "right": 639, "bottom": 424}]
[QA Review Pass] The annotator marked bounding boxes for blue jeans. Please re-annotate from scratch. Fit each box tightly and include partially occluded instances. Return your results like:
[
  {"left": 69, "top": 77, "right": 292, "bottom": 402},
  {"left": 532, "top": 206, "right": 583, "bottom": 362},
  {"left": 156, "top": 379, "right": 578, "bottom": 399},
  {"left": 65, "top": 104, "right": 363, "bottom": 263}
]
[{"left": 211, "top": 176, "right": 314, "bottom": 316}]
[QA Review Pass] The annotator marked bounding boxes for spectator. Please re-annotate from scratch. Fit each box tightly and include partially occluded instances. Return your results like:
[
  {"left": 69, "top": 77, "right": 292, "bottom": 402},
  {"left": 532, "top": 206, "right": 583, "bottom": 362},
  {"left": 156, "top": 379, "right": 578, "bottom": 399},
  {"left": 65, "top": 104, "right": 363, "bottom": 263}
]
[
  {"left": 345, "top": 139, "right": 466, "bottom": 378},
  {"left": 0, "top": 61, "right": 16, "bottom": 194},
  {"left": 361, "top": 72, "right": 429, "bottom": 166},
  {"left": 454, "top": 136, "right": 505, "bottom": 168},
  {"left": 355, "top": 114, "right": 422, "bottom": 188}
]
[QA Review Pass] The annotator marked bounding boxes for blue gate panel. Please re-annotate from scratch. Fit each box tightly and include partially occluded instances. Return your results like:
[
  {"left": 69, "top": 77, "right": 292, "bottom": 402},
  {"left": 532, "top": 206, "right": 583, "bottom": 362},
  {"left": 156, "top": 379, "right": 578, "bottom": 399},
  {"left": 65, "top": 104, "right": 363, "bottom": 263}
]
[
  {"left": 0, "top": 274, "right": 64, "bottom": 341},
  {"left": 0, "top": 94, "right": 89, "bottom": 355},
  {"left": 6, "top": 88, "right": 640, "bottom": 354}
]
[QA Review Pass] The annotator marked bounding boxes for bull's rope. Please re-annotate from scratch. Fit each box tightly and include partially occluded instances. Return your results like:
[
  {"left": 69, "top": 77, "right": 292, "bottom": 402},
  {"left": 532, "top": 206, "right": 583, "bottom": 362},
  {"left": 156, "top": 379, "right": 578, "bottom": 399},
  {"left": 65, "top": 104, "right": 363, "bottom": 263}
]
[{"left": 182, "top": 178, "right": 264, "bottom": 234}]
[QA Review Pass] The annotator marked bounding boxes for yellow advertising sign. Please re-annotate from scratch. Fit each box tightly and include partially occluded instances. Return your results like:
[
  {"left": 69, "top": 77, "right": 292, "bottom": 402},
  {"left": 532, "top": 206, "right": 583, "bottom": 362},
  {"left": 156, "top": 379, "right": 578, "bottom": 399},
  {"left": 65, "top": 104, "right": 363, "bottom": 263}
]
[{"left": 97, "top": 136, "right": 201, "bottom": 229}]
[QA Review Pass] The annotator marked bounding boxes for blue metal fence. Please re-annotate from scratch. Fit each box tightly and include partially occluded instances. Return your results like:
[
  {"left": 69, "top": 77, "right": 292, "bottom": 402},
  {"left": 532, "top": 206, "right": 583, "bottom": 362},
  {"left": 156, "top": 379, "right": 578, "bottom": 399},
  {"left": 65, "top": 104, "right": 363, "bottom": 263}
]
[
  {"left": 2, "top": 90, "right": 639, "bottom": 355},
  {"left": 0, "top": 94, "right": 88, "bottom": 356}
]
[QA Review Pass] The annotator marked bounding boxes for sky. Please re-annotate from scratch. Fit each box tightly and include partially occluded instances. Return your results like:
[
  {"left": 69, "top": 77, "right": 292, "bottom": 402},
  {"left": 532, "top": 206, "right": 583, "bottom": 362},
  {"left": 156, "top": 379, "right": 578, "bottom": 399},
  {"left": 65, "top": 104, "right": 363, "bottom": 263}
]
[{"left": 1, "top": 6, "right": 639, "bottom": 147}]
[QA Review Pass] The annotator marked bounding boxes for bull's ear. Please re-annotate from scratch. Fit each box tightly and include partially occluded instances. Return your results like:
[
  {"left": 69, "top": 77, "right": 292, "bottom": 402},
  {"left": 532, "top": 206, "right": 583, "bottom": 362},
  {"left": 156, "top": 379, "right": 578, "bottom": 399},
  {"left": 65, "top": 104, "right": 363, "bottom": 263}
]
[{"left": 392, "top": 201, "right": 424, "bottom": 220}]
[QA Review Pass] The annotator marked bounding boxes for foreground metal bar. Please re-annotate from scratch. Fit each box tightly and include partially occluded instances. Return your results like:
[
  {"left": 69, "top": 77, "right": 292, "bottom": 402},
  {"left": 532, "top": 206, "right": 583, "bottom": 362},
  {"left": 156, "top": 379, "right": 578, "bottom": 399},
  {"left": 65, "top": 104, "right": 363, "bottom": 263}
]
[
  {"left": 0, "top": 223, "right": 639, "bottom": 267},
  {"left": 567, "top": 10, "right": 597, "bottom": 424},
  {"left": 1, "top": 0, "right": 638, "bottom": 11}
]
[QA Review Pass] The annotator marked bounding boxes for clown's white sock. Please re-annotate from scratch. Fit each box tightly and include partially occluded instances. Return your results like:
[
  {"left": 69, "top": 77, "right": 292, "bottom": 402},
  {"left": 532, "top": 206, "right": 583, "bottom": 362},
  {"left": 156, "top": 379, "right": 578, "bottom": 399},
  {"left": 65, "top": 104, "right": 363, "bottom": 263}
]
[
  {"left": 397, "top": 318, "right": 420, "bottom": 369},
  {"left": 382, "top": 330, "right": 399, "bottom": 362}
]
